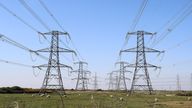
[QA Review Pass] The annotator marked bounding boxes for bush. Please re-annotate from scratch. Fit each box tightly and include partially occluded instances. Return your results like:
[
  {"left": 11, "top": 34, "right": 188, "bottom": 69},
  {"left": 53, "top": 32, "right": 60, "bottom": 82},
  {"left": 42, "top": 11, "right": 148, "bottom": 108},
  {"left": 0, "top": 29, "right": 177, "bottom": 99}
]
[
  {"left": 176, "top": 92, "right": 192, "bottom": 96},
  {"left": 0, "top": 86, "right": 24, "bottom": 93},
  {"left": 96, "top": 89, "right": 103, "bottom": 91}
]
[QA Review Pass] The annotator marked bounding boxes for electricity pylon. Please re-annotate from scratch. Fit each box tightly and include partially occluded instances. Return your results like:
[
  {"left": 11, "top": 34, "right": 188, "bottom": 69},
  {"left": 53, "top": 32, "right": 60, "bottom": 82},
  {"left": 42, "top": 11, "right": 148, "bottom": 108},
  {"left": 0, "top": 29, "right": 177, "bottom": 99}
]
[
  {"left": 108, "top": 72, "right": 114, "bottom": 90},
  {"left": 113, "top": 61, "right": 131, "bottom": 91},
  {"left": 71, "top": 61, "right": 91, "bottom": 90},
  {"left": 33, "top": 31, "right": 76, "bottom": 94},
  {"left": 191, "top": 73, "right": 192, "bottom": 90},
  {"left": 120, "top": 31, "right": 164, "bottom": 95},
  {"left": 93, "top": 72, "right": 98, "bottom": 90},
  {"left": 177, "top": 74, "right": 181, "bottom": 91},
  {"left": 107, "top": 72, "right": 118, "bottom": 90}
]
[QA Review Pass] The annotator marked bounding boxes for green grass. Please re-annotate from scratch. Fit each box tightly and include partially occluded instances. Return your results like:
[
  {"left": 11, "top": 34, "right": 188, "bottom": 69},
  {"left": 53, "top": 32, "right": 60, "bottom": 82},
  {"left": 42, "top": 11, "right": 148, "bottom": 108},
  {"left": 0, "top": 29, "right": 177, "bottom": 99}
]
[{"left": 0, "top": 91, "right": 191, "bottom": 108}]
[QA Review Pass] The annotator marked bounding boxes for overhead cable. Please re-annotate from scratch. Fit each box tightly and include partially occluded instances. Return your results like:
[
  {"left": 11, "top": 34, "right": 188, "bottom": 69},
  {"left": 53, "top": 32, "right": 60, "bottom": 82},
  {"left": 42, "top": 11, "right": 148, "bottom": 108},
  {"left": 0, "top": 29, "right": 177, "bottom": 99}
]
[
  {"left": 152, "top": 1, "right": 192, "bottom": 47},
  {"left": 0, "top": 34, "right": 48, "bottom": 61},
  {"left": 38, "top": 0, "right": 84, "bottom": 61},
  {"left": 0, "top": 2, "right": 38, "bottom": 32},
  {"left": 0, "top": 59, "right": 32, "bottom": 68},
  {"left": 121, "top": 0, "right": 149, "bottom": 51},
  {"left": 18, "top": 0, "right": 51, "bottom": 31}
]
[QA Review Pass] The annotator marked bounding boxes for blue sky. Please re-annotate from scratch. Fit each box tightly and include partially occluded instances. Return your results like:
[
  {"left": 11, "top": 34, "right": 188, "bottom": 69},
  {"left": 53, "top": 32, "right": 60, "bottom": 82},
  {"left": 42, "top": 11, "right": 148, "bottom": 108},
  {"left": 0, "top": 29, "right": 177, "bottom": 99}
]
[{"left": 0, "top": 0, "right": 191, "bottom": 90}]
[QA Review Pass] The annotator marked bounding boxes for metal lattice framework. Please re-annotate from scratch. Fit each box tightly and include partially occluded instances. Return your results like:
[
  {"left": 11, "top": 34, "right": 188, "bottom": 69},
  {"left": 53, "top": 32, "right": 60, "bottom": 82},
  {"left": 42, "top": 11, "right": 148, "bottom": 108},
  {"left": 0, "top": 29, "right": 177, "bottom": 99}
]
[
  {"left": 191, "top": 73, "right": 192, "bottom": 90},
  {"left": 93, "top": 72, "right": 98, "bottom": 90},
  {"left": 107, "top": 72, "right": 118, "bottom": 90},
  {"left": 177, "top": 74, "right": 181, "bottom": 91},
  {"left": 33, "top": 31, "right": 76, "bottom": 94},
  {"left": 120, "top": 31, "right": 164, "bottom": 95},
  {"left": 71, "top": 61, "right": 91, "bottom": 90},
  {"left": 113, "top": 61, "right": 131, "bottom": 91}
]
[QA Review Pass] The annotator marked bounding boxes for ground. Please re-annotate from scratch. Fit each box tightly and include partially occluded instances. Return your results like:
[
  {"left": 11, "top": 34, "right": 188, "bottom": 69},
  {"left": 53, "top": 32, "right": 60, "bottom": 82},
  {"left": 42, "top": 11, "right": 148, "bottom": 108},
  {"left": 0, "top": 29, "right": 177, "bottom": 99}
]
[{"left": 0, "top": 91, "right": 191, "bottom": 108}]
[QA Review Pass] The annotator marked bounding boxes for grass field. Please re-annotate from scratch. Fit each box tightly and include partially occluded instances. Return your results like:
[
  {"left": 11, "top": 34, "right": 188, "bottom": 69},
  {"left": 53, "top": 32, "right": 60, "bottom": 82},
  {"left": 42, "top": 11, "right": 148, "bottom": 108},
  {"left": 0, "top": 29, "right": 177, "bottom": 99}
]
[{"left": 0, "top": 91, "right": 192, "bottom": 108}]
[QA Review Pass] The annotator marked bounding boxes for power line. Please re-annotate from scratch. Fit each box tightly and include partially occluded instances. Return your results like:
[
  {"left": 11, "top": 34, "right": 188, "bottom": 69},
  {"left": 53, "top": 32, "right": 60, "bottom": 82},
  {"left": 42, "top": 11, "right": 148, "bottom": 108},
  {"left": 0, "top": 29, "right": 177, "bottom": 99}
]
[
  {"left": 156, "top": 0, "right": 192, "bottom": 34},
  {"left": 0, "top": 34, "right": 48, "bottom": 61},
  {"left": 38, "top": 0, "right": 65, "bottom": 32},
  {"left": 121, "top": 0, "right": 149, "bottom": 50},
  {"left": 152, "top": 1, "right": 192, "bottom": 47},
  {"left": 165, "top": 36, "right": 192, "bottom": 52},
  {"left": 37, "top": 0, "right": 84, "bottom": 61},
  {"left": 119, "top": 0, "right": 149, "bottom": 65},
  {"left": 59, "top": 38, "right": 81, "bottom": 62},
  {"left": 0, "top": 2, "right": 38, "bottom": 32},
  {"left": 16, "top": 0, "right": 69, "bottom": 50},
  {"left": 18, "top": 0, "right": 77, "bottom": 63},
  {"left": 0, "top": 59, "right": 32, "bottom": 68},
  {"left": 0, "top": 34, "right": 31, "bottom": 51},
  {"left": 18, "top": 0, "right": 51, "bottom": 31},
  {"left": 18, "top": 0, "right": 55, "bottom": 46},
  {"left": 0, "top": 2, "right": 50, "bottom": 42},
  {"left": 37, "top": 0, "right": 71, "bottom": 46},
  {"left": 69, "top": 39, "right": 84, "bottom": 61},
  {"left": 130, "top": 0, "right": 148, "bottom": 32},
  {"left": 17, "top": 0, "right": 54, "bottom": 46}
]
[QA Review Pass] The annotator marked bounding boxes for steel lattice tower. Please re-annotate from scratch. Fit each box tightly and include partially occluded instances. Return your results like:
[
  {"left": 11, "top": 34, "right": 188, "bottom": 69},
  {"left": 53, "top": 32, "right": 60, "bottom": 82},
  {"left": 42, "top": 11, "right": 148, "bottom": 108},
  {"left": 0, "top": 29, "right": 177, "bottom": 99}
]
[
  {"left": 191, "top": 73, "right": 192, "bottom": 90},
  {"left": 120, "top": 31, "right": 163, "bottom": 95},
  {"left": 71, "top": 61, "right": 91, "bottom": 90},
  {"left": 113, "top": 61, "right": 130, "bottom": 91},
  {"left": 93, "top": 72, "right": 98, "bottom": 90},
  {"left": 108, "top": 72, "right": 114, "bottom": 90},
  {"left": 107, "top": 72, "right": 118, "bottom": 90},
  {"left": 33, "top": 31, "right": 76, "bottom": 94},
  {"left": 177, "top": 74, "right": 181, "bottom": 91}
]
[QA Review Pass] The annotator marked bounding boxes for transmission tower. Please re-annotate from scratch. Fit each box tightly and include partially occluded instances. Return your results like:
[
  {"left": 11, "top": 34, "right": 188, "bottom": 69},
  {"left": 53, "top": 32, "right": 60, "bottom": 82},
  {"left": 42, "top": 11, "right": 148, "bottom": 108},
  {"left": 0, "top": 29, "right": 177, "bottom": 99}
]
[
  {"left": 107, "top": 72, "right": 118, "bottom": 90},
  {"left": 93, "top": 72, "right": 98, "bottom": 90},
  {"left": 71, "top": 61, "right": 91, "bottom": 90},
  {"left": 120, "top": 31, "right": 163, "bottom": 95},
  {"left": 33, "top": 31, "right": 76, "bottom": 94},
  {"left": 113, "top": 61, "right": 131, "bottom": 91},
  {"left": 108, "top": 72, "right": 114, "bottom": 90},
  {"left": 177, "top": 74, "right": 181, "bottom": 91},
  {"left": 191, "top": 73, "right": 192, "bottom": 90}
]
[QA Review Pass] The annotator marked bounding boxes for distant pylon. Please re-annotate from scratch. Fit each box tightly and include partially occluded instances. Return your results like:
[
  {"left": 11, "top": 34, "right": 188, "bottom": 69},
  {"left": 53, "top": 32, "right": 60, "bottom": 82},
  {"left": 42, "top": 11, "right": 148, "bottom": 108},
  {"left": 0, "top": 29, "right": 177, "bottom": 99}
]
[
  {"left": 33, "top": 31, "right": 76, "bottom": 94},
  {"left": 108, "top": 72, "right": 113, "bottom": 90},
  {"left": 191, "top": 73, "right": 192, "bottom": 90},
  {"left": 113, "top": 61, "right": 131, "bottom": 91},
  {"left": 93, "top": 72, "right": 98, "bottom": 90},
  {"left": 71, "top": 61, "right": 91, "bottom": 90},
  {"left": 120, "top": 31, "right": 164, "bottom": 95},
  {"left": 107, "top": 72, "right": 118, "bottom": 90},
  {"left": 177, "top": 74, "right": 181, "bottom": 91}
]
